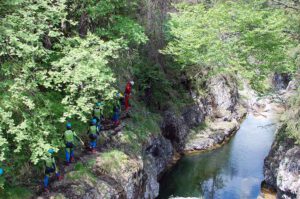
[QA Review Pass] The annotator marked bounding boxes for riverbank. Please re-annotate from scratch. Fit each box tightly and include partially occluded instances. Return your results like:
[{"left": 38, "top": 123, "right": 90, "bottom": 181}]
[
  {"left": 30, "top": 73, "right": 244, "bottom": 199},
  {"left": 20, "top": 73, "right": 286, "bottom": 199},
  {"left": 158, "top": 78, "right": 292, "bottom": 199},
  {"left": 158, "top": 113, "right": 278, "bottom": 198},
  {"left": 261, "top": 78, "right": 300, "bottom": 199},
  {"left": 262, "top": 125, "right": 300, "bottom": 199}
]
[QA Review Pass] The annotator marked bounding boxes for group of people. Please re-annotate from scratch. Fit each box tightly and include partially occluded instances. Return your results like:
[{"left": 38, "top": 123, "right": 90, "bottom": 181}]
[{"left": 42, "top": 80, "right": 134, "bottom": 192}]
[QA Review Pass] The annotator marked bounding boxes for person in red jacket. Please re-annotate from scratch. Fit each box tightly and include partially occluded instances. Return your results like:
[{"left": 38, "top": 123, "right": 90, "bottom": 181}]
[{"left": 124, "top": 81, "right": 134, "bottom": 111}]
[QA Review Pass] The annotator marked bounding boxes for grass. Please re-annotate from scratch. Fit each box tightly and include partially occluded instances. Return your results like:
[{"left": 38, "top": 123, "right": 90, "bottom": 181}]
[
  {"left": 0, "top": 186, "right": 33, "bottom": 199},
  {"left": 118, "top": 100, "right": 162, "bottom": 154},
  {"left": 66, "top": 162, "right": 96, "bottom": 181},
  {"left": 99, "top": 150, "right": 128, "bottom": 173}
]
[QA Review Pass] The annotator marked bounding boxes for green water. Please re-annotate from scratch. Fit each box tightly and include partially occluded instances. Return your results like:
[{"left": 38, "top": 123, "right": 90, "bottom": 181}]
[{"left": 158, "top": 114, "right": 276, "bottom": 199}]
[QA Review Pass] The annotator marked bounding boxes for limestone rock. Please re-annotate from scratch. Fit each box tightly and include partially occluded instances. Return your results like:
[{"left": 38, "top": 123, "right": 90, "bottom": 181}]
[
  {"left": 264, "top": 126, "right": 300, "bottom": 199},
  {"left": 207, "top": 74, "right": 239, "bottom": 113}
]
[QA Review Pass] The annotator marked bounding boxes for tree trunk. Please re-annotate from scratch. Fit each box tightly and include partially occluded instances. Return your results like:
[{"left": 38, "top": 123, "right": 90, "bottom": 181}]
[{"left": 78, "top": 12, "right": 89, "bottom": 37}]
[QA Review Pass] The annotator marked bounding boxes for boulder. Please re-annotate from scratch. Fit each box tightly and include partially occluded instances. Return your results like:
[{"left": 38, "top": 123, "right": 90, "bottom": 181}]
[{"left": 185, "top": 119, "right": 240, "bottom": 152}]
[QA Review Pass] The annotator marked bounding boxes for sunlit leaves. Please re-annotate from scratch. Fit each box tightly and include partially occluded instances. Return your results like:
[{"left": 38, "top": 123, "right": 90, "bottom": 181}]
[
  {"left": 49, "top": 35, "right": 121, "bottom": 121},
  {"left": 0, "top": 0, "right": 131, "bottom": 172},
  {"left": 162, "top": 0, "right": 297, "bottom": 91}
]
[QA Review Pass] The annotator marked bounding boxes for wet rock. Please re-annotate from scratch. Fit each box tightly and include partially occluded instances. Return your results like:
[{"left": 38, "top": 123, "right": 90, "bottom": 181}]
[
  {"left": 182, "top": 105, "right": 205, "bottom": 128},
  {"left": 161, "top": 104, "right": 205, "bottom": 153},
  {"left": 286, "top": 80, "right": 298, "bottom": 92},
  {"left": 264, "top": 126, "right": 300, "bottom": 199}
]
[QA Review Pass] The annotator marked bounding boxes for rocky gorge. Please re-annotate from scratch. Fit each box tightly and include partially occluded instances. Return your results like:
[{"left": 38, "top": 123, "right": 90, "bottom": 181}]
[
  {"left": 1, "top": 0, "right": 299, "bottom": 198},
  {"left": 36, "top": 73, "right": 252, "bottom": 199},
  {"left": 30, "top": 37, "right": 299, "bottom": 198}
]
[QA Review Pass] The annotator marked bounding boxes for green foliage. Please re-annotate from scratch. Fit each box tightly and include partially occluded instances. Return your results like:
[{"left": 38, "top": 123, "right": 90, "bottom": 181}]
[
  {"left": 48, "top": 35, "right": 121, "bottom": 122},
  {"left": 120, "top": 101, "right": 161, "bottom": 154},
  {"left": 95, "top": 16, "right": 148, "bottom": 45},
  {"left": 0, "top": 0, "right": 147, "bottom": 189},
  {"left": 70, "top": 0, "right": 148, "bottom": 45},
  {"left": 162, "top": 0, "right": 297, "bottom": 92},
  {"left": 66, "top": 162, "right": 96, "bottom": 181},
  {"left": 283, "top": 86, "right": 300, "bottom": 144},
  {"left": 0, "top": 186, "right": 33, "bottom": 199},
  {"left": 99, "top": 150, "right": 128, "bottom": 173},
  {"left": 133, "top": 58, "right": 172, "bottom": 109}
]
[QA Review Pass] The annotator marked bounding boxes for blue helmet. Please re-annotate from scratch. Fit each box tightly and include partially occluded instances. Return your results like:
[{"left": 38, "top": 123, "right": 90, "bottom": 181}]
[
  {"left": 116, "top": 92, "right": 123, "bottom": 98},
  {"left": 92, "top": 119, "right": 97, "bottom": 125},
  {"left": 48, "top": 149, "right": 55, "bottom": 154},
  {"left": 0, "top": 168, "right": 3, "bottom": 176},
  {"left": 66, "top": 122, "right": 72, "bottom": 129},
  {"left": 96, "top": 102, "right": 103, "bottom": 107}
]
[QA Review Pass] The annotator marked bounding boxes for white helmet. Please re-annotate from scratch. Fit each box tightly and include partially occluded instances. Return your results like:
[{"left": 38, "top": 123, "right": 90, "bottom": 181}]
[{"left": 130, "top": 81, "right": 134, "bottom": 86}]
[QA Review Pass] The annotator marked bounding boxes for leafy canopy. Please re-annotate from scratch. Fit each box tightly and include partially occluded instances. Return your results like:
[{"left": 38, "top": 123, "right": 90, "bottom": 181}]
[
  {"left": 162, "top": 0, "right": 297, "bottom": 91},
  {"left": 0, "top": 0, "right": 147, "bottom": 186}
]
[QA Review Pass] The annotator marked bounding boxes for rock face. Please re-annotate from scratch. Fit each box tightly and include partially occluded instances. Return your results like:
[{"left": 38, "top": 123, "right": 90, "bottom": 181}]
[
  {"left": 206, "top": 74, "right": 239, "bottom": 115},
  {"left": 272, "top": 73, "right": 291, "bottom": 91},
  {"left": 184, "top": 74, "right": 247, "bottom": 152},
  {"left": 38, "top": 151, "right": 144, "bottom": 199},
  {"left": 143, "top": 136, "right": 174, "bottom": 199},
  {"left": 184, "top": 119, "right": 240, "bottom": 151},
  {"left": 264, "top": 126, "right": 300, "bottom": 199},
  {"left": 161, "top": 105, "right": 205, "bottom": 153},
  {"left": 36, "top": 73, "right": 244, "bottom": 199},
  {"left": 161, "top": 74, "right": 245, "bottom": 153}
]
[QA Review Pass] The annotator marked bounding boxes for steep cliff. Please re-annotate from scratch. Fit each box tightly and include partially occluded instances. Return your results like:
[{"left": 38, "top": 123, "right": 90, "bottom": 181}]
[
  {"left": 36, "top": 72, "right": 244, "bottom": 199},
  {"left": 264, "top": 126, "right": 300, "bottom": 199},
  {"left": 35, "top": 1, "right": 249, "bottom": 198},
  {"left": 263, "top": 77, "right": 300, "bottom": 199},
  {"left": 184, "top": 74, "right": 246, "bottom": 152}
]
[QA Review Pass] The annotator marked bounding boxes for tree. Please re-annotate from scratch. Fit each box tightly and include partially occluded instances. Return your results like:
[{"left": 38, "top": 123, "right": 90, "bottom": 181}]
[
  {"left": 162, "top": 0, "right": 297, "bottom": 92},
  {"left": 0, "top": 0, "right": 148, "bottom": 187}
]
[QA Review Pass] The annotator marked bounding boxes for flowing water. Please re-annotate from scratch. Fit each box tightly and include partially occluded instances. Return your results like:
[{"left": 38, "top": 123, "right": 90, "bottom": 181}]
[{"left": 158, "top": 114, "right": 277, "bottom": 199}]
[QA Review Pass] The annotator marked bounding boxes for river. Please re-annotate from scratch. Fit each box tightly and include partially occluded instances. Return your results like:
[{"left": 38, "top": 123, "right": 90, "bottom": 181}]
[{"left": 158, "top": 113, "right": 277, "bottom": 199}]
